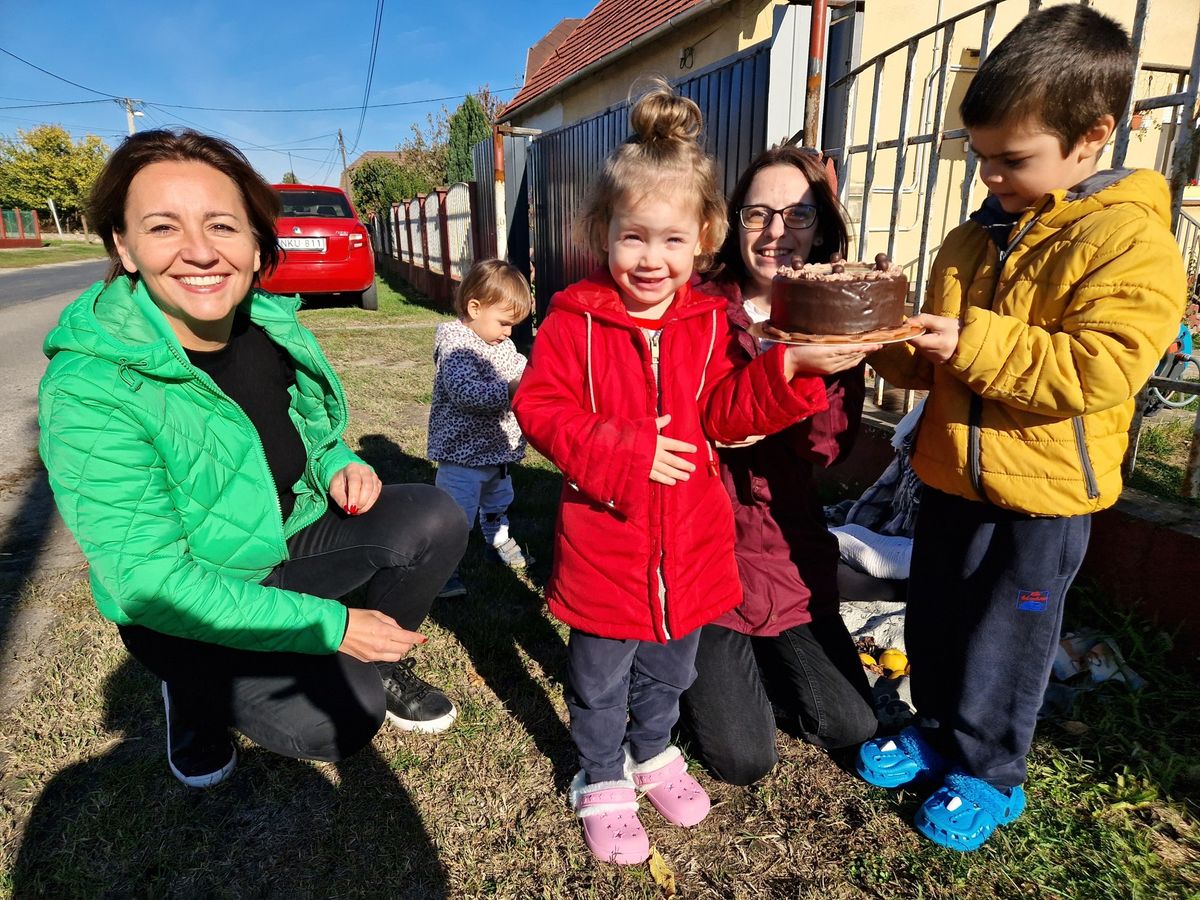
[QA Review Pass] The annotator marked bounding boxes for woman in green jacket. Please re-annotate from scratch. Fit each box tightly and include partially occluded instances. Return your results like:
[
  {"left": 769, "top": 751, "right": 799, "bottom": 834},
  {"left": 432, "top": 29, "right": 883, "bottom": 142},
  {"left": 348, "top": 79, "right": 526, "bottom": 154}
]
[{"left": 38, "top": 129, "right": 468, "bottom": 788}]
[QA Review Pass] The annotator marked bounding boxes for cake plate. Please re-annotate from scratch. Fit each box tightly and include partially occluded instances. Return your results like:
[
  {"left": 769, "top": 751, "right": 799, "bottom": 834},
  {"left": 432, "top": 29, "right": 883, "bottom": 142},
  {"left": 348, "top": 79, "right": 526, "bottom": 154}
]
[{"left": 746, "top": 321, "right": 924, "bottom": 347}]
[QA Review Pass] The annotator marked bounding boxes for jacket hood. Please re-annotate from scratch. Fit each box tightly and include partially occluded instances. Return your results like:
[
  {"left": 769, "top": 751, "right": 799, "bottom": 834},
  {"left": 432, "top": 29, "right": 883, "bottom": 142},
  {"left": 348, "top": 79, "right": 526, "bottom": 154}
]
[
  {"left": 970, "top": 168, "right": 1172, "bottom": 241},
  {"left": 548, "top": 267, "right": 724, "bottom": 327},
  {"left": 44, "top": 276, "right": 302, "bottom": 380}
]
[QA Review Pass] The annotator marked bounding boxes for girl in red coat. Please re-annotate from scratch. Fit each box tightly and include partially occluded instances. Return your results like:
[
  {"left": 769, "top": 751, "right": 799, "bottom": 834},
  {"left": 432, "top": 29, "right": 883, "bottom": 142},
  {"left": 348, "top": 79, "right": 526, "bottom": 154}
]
[{"left": 513, "top": 84, "right": 878, "bottom": 865}]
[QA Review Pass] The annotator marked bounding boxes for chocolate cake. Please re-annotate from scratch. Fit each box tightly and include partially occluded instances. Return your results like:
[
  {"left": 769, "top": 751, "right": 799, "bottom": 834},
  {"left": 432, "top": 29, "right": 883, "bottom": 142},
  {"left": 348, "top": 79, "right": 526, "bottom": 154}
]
[{"left": 768, "top": 253, "right": 908, "bottom": 338}]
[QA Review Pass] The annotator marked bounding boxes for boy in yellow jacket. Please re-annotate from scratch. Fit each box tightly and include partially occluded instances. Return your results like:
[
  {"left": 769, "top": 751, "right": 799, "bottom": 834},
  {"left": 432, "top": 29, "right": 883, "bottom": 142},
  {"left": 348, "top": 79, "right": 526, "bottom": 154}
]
[{"left": 856, "top": 5, "right": 1184, "bottom": 851}]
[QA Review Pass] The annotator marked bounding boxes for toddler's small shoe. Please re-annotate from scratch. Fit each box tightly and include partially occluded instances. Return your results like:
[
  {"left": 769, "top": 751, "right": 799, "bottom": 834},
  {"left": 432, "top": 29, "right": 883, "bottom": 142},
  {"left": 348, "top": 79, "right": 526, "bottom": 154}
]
[
  {"left": 914, "top": 768, "right": 1026, "bottom": 852},
  {"left": 569, "top": 772, "right": 649, "bottom": 865},
  {"left": 436, "top": 571, "right": 467, "bottom": 599},
  {"left": 486, "top": 537, "right": 534, "bottom": 569},
  {"left": 629, "top": 745, "right": 710, "bottom": 827},
  {"left": 857, "top": 725, "right": 946, "bottom": 788}
]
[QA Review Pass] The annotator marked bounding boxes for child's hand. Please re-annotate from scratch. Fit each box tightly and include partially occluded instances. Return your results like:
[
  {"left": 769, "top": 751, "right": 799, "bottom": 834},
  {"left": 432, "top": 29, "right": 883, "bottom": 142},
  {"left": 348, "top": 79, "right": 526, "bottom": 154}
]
[
  {"left": 507, "top": 372, "right": 523, "bottom": 399},
  {"left": 783, "top": 343, "right": 881, "bottom": 378},
  {"left": 651, "top": 414, "right": 697, "bottom": 485},
  {"left": 906, "top": 314, "right": 960, "bottom": 363}
]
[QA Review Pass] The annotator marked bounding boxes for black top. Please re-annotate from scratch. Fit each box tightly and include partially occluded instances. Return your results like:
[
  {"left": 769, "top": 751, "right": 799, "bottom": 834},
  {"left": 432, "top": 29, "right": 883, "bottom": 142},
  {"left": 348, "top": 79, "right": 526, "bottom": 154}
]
[{"left": 185, "top": 313, "right": 307, "bottom": 522}]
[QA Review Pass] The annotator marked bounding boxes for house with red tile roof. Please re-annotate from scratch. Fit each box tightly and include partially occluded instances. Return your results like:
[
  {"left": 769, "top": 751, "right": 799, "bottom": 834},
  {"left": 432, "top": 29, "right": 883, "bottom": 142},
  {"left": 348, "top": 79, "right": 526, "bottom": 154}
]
[{"left": 500, "top": 0, "right": 818, "bottom": 137}]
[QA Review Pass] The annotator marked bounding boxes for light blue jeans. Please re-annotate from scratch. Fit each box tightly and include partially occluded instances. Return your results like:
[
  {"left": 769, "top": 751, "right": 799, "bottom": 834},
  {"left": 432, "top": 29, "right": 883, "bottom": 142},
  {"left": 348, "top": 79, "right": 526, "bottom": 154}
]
[{"left": 434, "top": 461, "right": 515, "bottom": 546}]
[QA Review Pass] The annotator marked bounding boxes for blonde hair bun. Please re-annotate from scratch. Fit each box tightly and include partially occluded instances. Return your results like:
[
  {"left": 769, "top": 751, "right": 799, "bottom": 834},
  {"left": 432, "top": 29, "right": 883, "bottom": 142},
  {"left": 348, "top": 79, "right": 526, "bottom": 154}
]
[{"left": 629, "top": 81, "right": 702, "bottom": 145}]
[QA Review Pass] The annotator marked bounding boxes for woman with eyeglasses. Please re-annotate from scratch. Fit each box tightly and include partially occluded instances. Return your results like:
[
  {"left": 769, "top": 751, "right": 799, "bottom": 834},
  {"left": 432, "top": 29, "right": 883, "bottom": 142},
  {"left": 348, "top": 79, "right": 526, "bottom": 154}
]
[{"left": 680, "top": 146, "right": 880, "bottom": 786}]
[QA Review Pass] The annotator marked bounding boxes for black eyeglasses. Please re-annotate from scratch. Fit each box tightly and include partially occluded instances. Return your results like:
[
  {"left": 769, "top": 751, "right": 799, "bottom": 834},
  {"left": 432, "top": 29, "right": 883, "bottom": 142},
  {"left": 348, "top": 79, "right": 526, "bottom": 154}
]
[{"left": 737, "top": 203, "right": 818, "bottom": 231}]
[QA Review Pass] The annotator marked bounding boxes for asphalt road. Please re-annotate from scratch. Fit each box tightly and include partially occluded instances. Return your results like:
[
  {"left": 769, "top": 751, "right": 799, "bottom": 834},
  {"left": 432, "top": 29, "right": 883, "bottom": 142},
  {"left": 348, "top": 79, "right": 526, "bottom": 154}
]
[{"left": 0, "top": 260, "right": 107, "bottom": 478}]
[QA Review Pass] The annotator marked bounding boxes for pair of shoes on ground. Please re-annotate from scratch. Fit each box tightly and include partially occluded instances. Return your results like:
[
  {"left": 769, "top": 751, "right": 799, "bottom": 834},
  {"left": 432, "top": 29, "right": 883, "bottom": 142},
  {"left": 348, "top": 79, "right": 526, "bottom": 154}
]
[
  {"left": 857, "top": 726, "right": 1025, "bottom": 851},
  {"left": 437, "top": 538, "right": 536, "bottom": 599},
  {"left": 161, "top": 658, "right": 457, "bottom": 788},
  {"left": 571, "top": 745, "right": 710, "bottom": 865}
]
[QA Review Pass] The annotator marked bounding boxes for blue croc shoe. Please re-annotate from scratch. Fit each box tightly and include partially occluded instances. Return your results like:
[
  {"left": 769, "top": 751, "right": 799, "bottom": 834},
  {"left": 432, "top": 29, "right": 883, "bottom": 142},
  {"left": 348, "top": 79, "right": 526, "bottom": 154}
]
[
  {"left": 856, "top": 725, "right": 946, "bottom": 788},
  {"left": 914, "top": 768, "right": 1026, "bottom": 852}
]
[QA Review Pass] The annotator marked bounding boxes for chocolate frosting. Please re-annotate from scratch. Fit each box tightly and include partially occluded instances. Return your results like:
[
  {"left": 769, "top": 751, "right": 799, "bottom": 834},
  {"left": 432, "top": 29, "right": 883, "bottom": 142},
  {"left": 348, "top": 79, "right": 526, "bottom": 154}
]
[{"left": 769, "top": 259, "right": 908, "bottom": 336}]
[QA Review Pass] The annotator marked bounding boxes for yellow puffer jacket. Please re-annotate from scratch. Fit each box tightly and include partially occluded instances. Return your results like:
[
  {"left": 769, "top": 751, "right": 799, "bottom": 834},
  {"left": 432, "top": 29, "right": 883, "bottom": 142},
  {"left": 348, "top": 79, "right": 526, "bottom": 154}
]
[{"left": 872, "top": 168, "right": 1185, "bottom": 516}]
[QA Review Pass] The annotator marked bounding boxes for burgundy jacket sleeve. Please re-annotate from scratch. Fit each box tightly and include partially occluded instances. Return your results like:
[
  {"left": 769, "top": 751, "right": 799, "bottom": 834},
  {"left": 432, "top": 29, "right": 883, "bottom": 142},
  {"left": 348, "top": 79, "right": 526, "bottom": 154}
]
[
  {"left": 779, "top": 364, "right": 866, "bottom": 467},
  {"left": 701, "top": 327, "right": 829, "bottom": 443},
  {"left": 512, "top": 311, "right": 656, "bottom": 518}
]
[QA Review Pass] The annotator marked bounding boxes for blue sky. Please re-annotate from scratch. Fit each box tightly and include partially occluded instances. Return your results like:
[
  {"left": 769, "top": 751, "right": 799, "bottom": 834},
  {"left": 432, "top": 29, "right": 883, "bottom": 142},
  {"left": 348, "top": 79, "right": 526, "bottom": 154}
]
[{"left": 1, "top": 1, "right": 595, "bottom": 184}]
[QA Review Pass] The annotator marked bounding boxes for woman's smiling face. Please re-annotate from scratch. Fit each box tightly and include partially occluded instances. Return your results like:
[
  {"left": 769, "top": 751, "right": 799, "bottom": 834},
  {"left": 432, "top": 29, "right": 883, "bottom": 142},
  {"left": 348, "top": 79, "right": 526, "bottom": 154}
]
[
  {"left": 738, "top": 164, "right": 818, "bottom": 298},
  {"left": 113, "top": 159, "right": 260, "bottom": 349}
]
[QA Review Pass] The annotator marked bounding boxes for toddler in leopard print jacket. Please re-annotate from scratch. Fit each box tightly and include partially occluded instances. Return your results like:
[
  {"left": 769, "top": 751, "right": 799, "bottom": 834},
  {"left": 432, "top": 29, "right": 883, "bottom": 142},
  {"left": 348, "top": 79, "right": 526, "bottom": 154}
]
[{"left": 427, "top": 259, "right": 535, "bottom": 598}]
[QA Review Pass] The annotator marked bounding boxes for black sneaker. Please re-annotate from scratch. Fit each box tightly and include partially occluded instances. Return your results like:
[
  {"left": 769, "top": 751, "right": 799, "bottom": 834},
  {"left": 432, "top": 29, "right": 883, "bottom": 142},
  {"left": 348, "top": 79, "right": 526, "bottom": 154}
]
[
  {"left": 380, "top": 658, "right": 458, "bottom": 733},
  {"left": 161, "top": 682, "right": 237, "bottom": 788}
]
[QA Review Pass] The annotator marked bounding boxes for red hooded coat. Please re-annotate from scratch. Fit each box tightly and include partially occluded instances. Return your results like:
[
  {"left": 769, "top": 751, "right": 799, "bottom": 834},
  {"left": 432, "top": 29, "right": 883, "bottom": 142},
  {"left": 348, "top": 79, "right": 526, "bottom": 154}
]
[{"left": 513, "top": 269, "right": 828, "bottom": 643}]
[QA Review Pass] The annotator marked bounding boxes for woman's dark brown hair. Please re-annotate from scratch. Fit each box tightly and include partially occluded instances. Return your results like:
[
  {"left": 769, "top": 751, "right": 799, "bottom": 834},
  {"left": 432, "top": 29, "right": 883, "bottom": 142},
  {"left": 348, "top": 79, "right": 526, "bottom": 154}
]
[
  {"left": 89, "top": 128, "right": 281, "bottom": 283},
  {"left": 713, "top": 145, "right": 850, "bottom": 287}
]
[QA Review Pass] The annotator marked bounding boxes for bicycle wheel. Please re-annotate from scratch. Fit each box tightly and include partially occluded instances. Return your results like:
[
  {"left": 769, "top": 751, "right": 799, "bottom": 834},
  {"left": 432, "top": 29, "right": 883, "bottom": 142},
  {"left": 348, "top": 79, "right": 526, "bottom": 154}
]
[{"left": 1150, "top": 356, "right": 1200, "bottom": 408}]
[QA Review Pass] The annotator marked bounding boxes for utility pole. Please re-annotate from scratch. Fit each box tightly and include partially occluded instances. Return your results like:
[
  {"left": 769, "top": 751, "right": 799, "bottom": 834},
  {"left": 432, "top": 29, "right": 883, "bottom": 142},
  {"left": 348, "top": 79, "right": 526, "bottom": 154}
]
[
  {"left": 119, "top": 98, "right": 144, "bottom": 135},
  {"left": 337, "top": 129, "right": 349, "bottom": 185}
]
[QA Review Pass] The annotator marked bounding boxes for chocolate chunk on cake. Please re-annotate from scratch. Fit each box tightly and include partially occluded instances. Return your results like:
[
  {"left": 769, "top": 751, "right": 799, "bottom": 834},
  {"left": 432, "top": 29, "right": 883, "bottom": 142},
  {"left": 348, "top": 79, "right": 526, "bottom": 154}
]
[{"left": 769, "top": 253, "right": 908, "bottom": 337}]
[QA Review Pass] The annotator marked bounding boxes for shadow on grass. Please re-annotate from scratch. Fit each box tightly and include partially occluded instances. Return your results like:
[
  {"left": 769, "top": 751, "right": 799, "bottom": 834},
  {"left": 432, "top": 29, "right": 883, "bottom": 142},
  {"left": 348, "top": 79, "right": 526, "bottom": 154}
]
[
  {"left": 12, "top": 655, "right": 449, "bottom": 898},
  {"left": 356, "top": 434, "right": 577, "bottom": 788}
]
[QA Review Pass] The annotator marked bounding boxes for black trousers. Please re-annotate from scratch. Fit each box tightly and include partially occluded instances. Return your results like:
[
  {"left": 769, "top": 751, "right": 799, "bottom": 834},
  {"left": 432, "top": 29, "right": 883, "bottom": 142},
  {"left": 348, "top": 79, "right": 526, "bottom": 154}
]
[
  {"left": 120, "top": 484, "right": 468, "bottom": 762},
  {"left": 907, "top": 487, "right": 1091, "bottom": 788},
  {"left": 679, "top": 617, "right": 877, "bottom": 786}
]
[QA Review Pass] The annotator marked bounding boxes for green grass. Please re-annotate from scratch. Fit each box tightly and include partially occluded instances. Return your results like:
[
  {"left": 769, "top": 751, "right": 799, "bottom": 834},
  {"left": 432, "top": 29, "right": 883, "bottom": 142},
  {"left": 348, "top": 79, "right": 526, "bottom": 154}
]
[
  {"left": 0, "top": 239, "right": 109, "bottom": 269},
  {"left": 1, "top": 274, "right": 1198, "bottom": 897},
  {"left": 1130, "top": 416, "right": 1200, "bottom": 508}
]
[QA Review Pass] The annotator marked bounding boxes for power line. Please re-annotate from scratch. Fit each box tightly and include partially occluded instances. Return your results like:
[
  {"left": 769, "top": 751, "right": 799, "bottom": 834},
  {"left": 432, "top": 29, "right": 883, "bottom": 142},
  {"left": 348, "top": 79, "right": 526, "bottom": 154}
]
[
  {"left": 142, "top": 103, "right": 332, "bottom": 164},
  {"left": 0, "top": 98, "right": 112, "bottom": 110},
  {"left": 0, "top": 47, "right": 118, "bottom": 98},
  {"left": 350, "top": 0, "right": 386, "bottom": 154}
]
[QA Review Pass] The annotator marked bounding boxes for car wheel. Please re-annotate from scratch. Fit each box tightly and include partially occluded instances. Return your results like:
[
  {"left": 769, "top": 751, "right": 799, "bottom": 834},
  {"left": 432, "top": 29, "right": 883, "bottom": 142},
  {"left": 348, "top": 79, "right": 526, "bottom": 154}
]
[{"left": 359, "top": 282, "right": 378, "bottom": 310}]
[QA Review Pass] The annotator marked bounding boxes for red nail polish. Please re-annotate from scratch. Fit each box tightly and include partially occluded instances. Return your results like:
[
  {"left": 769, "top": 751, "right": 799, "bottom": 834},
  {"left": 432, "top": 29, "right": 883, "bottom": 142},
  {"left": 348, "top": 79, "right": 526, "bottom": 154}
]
[
  {"left": 349, "top": 505, "right": 358, "bottom": 515},
  {"left": 343, "top": 505, "right": 351, "bottom": 514}
]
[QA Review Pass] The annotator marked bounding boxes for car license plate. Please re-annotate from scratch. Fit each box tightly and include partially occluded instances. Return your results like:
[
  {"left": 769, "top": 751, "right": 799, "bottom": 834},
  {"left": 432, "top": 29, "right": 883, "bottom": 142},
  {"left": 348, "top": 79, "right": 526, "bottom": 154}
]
[{"left": 279, "top": 237, "right": 326, "bottom": 251}]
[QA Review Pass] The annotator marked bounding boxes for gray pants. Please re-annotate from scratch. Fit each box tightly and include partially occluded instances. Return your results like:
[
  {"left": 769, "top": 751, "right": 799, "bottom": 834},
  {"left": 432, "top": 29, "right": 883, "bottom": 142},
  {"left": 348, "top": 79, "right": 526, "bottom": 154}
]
[{"left": 566, "top": 628, "right": 701, "bottom": 784}]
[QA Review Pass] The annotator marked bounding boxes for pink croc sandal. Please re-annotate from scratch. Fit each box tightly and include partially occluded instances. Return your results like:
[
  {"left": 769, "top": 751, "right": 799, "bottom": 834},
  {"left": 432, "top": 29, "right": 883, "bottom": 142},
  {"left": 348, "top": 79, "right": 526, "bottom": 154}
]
[
  {"left": 630, "top": 746, "right": 711, "bottom": 827},
  {"left": 569, "top": 772, "right": 650, "bottom": 865}
]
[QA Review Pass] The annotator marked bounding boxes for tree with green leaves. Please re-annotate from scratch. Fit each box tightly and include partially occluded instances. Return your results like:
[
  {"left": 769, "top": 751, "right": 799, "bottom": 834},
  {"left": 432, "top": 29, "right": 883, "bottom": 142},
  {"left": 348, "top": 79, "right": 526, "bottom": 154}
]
[
  {"left": 281, "top": 170, "right": 300, "bottom": 184},
  {"left": 446, "top": 94, "right": 492, "bottom": 184},
  {"left": 0, "top": 125, "right": 108, "bottom": 227},
  {"left": 349, "top": 156, "right": 411, "bottom": 217}
]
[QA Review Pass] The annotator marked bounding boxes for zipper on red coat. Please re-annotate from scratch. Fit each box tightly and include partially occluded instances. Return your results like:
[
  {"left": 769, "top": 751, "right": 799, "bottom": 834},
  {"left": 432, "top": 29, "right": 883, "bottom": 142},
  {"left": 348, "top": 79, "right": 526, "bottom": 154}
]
[{"left": 647, "top": 328, "right": 671, "bottom": 641}]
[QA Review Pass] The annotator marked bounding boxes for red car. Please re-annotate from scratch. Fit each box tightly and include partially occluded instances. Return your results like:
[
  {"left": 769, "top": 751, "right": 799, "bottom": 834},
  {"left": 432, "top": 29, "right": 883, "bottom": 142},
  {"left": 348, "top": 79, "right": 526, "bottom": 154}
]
[{"left": 259, "top": 183, "right": 377, "bottom": 309}]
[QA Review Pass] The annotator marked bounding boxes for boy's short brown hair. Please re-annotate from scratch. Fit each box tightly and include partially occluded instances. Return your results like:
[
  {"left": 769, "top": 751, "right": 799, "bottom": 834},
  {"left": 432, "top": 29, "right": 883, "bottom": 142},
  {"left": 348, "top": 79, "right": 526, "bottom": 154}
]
[
  {"left": 455, "top": 258, "right": 533, "bottom": 320},
  {"left": 960, "top": 5, "right": 1133, "bottom": 154}
]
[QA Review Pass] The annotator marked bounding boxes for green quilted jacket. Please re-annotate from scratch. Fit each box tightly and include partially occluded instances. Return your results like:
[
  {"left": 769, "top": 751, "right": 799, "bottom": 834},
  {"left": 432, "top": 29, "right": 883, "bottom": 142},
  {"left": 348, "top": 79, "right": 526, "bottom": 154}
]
[{"left": 38, "top": 276, "right": 364, "bottom": 654}]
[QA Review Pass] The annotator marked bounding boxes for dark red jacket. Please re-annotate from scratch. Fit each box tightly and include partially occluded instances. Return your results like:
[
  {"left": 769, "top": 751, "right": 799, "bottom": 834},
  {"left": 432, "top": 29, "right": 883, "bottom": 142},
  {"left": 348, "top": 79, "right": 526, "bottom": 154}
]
[
  {"left": 703, "top": 280, "right": 865, "bottom": 635},
  {"left": 513, "top": 269, "right": 828, "bottom": 643}
]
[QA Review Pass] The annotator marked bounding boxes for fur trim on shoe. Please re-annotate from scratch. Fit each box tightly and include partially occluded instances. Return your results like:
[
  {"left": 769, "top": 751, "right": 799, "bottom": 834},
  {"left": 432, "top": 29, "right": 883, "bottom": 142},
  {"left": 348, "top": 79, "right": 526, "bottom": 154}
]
[
  {"left": 627, "top": 745, "right": 682, "bottom": 783},
  {"left": 569, "top": 771, "right": 640, "bottom": 819}
]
